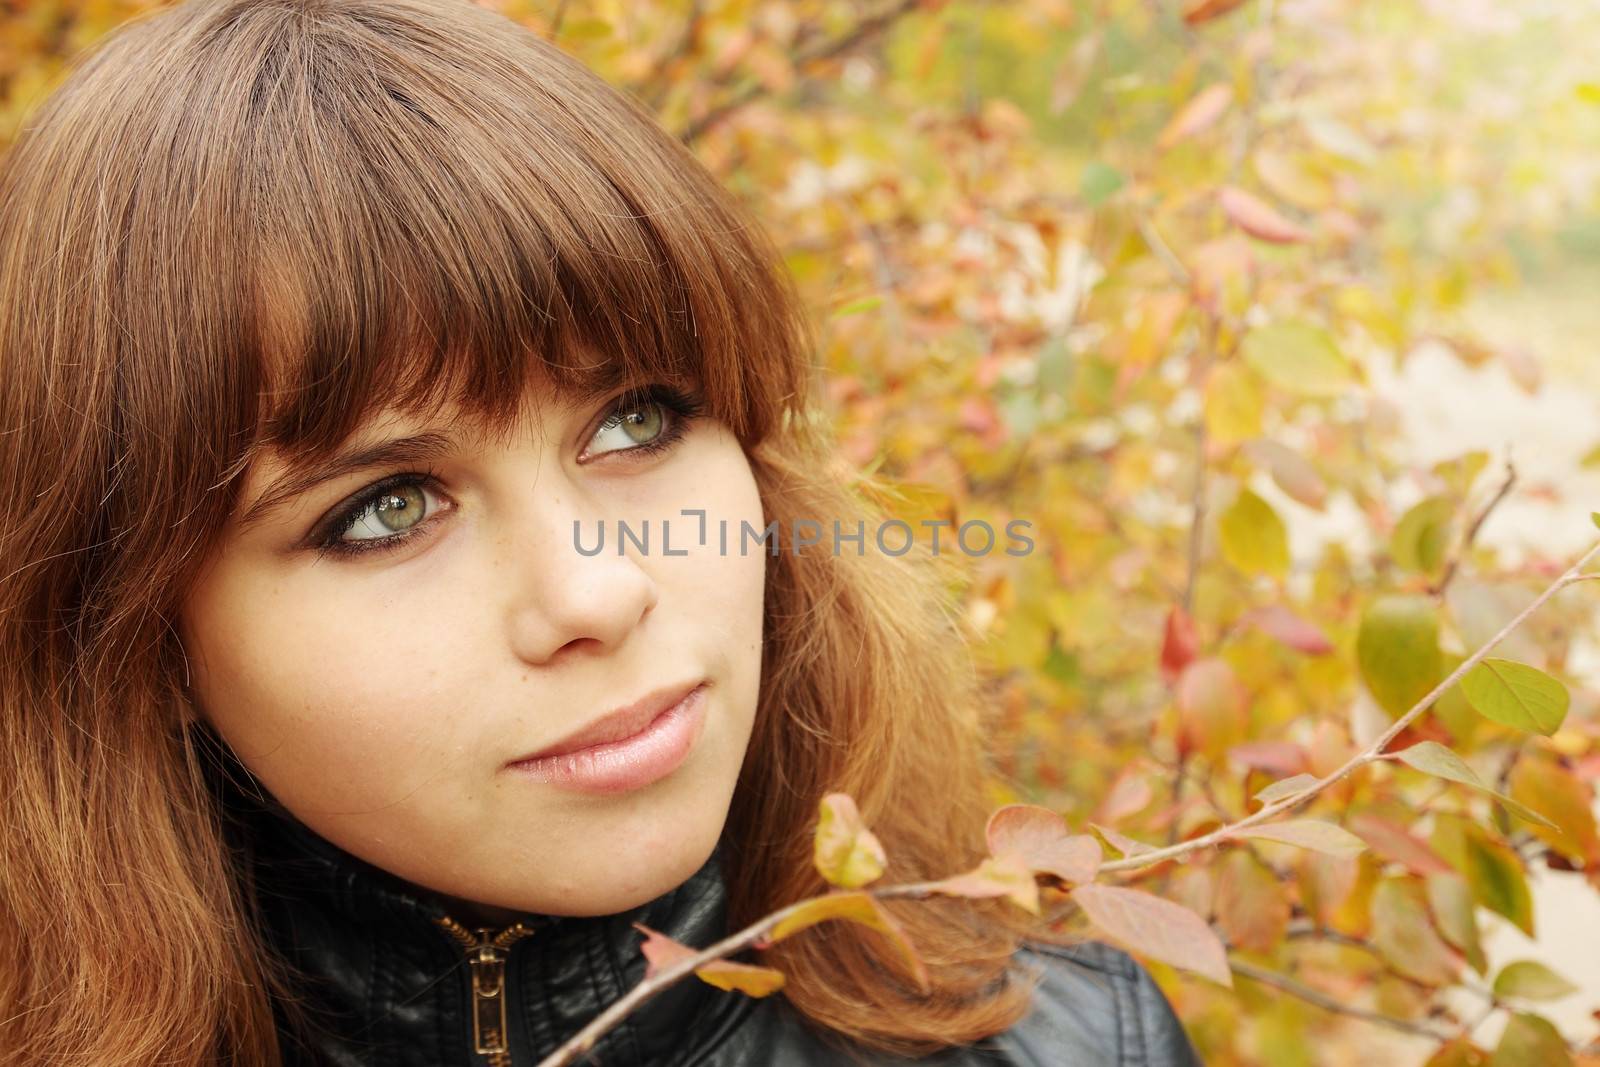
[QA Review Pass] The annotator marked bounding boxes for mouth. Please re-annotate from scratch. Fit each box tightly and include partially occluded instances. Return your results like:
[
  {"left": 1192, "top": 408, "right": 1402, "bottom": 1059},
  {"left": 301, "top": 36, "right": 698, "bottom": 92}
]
[{"left": 504, "top": 680, "right": 709, "bottom": 795}]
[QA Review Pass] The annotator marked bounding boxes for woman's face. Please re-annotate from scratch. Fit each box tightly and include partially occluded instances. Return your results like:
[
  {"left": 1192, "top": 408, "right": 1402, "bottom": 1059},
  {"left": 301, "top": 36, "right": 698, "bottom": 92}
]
[{"left": 178, "top": 376, "right": 766, "bottom": 923}]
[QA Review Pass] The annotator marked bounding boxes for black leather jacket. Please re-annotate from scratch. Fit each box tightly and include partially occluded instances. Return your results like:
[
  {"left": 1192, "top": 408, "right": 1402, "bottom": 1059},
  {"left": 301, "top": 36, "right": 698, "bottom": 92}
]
[{"left": 228, "top": 793, "right": 1202, "bottom": 1066}]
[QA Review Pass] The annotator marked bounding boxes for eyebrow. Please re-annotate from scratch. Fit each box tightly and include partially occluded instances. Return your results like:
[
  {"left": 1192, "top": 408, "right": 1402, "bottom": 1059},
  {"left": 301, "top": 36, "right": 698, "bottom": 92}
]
[{"left": 236, "top": 431, "right": 458, "bottom": 532}]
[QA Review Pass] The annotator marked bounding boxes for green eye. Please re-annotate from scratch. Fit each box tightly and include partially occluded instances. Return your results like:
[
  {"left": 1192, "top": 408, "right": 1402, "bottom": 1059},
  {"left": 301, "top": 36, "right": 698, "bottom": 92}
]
[
  {"left": 367, "top": 484, "right": 427, "bottom": 533},
  {"left": 592, "top": 402, "right": 666, "bottom": 453}
]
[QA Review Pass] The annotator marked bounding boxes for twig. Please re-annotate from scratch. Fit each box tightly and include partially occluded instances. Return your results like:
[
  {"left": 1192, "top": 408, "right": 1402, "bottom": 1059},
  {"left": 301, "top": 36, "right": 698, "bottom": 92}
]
[
  {"left": 1132, "top": 209, "right": 1192, "bottom": 289},
  {"left": 1229, "top": 959, "right": 1453, "bottom": 1041},
  {"left": 536, "top": 876, "right": 980, "bottom": 1067},
  {"left": 678, "top": 0, "right": 922, "bottom": 145},
  {"left": 1430, "top": 455, "right": 1517, "bottom": 596},
  {"left": 1099, "top": 536, "right": 1600, "bottom": 874}
]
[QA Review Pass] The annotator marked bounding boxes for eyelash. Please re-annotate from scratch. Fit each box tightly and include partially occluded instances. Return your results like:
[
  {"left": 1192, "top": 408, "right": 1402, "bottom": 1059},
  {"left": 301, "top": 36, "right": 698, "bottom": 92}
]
[{"left": 310, "top": 384, "right": 705, "bottom": 561}]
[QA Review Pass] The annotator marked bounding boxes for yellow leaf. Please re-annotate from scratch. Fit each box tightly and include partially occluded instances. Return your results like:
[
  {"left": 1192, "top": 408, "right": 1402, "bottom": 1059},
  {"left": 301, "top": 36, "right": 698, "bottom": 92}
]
[
  {"left": 813, "top": 793, "right": 887, "bottom": 888},
  {"left": 1219, "top": 488, "right": 1290, "bottom": 578}
]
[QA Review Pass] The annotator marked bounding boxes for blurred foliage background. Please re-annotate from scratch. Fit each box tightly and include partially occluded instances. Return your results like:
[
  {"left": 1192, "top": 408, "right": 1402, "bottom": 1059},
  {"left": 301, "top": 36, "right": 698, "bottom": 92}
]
[{"left": 7, "top": 0, "right": 1600, "bottom": 1063}]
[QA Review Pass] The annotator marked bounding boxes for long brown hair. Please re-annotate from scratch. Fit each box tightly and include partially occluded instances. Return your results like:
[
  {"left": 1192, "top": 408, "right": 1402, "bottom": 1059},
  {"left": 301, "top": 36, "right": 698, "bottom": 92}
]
[{"left": 0, "top": 1, "right": 1050, "bottom": 1061}]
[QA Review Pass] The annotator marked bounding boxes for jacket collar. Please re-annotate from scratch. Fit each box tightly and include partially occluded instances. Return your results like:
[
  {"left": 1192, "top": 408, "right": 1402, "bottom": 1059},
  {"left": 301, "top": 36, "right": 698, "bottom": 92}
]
[{"left": 210, "top": 744, "right": 748, "bottom": 1064}]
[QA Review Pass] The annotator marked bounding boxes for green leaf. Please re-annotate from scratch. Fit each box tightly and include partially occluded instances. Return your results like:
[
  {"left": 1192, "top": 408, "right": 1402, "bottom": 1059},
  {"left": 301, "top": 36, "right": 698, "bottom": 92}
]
[
  {"left": 1080, "top": 161, "right": 1125, "bottom": 206},
  {"left": 1356, "top": 594, "right": 1441, "bottom": 717},
  {"left": 1460, "top": 659, "right": 1569, "bottom": 735},
  {"left": 1493, "top": 961, "right": 1579, "bottom": 1002},
  {"left": 1219, "top": 488, "right": 1290, "bottom": 578},
  {"left": 830, "top": 295, "right": 884, "bottom": 319},
  {"left": 1490, "top": 1013, "right": 1571, "bottom": 1067},
  {"left": 1461, "top": 831, "right": 1536, "bottom": 937},
  {"left": 1391, "top": 495, "right": 1456, "bottom": 577},
  {"left": 1427, "top": 873, "right": 1486, "bottom": 975},
  {"left": 1240, "top": 321, "right": 1354, "bottom": 398},
  {"left": 1393, "top": 742, "right": 1556, "bottom": 830}
]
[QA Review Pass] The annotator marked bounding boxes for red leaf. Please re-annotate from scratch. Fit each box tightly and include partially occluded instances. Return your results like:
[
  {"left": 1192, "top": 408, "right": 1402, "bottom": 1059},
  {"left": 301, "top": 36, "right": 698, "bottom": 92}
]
[
  {"left": 1349, "top": 813, "right": 1453, "bottom": 876},
  {"left": 1242, "top": 604, "right": 1335, "bottom": 654},
  {"left": 1073, "top": 884, "right": 1234, "bottom": 987},
  {"left": 634, "top": 923, "right": 697, "bottom": 979},
  {"left": 1227, "top": 740, "right": 1309, "bottom": 777},
  {"left": 1161, "top": 604, "right": 1200, "bottom": 684},
  {"left": 1219, "top": 186, "right": 1311, "bottom": 244}
]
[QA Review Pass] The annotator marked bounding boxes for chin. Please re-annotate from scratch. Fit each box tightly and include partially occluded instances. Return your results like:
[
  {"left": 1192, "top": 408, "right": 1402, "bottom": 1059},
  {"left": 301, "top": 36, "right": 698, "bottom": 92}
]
[{"left": 498, "top": 813, "right": 725, "bottom": 919}]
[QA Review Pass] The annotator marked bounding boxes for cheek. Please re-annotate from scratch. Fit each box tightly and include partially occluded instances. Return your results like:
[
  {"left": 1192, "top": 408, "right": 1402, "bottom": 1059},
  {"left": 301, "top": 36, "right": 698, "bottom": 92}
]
[{"left": 182, "top": 572, "right": 468, "bottom": 813}]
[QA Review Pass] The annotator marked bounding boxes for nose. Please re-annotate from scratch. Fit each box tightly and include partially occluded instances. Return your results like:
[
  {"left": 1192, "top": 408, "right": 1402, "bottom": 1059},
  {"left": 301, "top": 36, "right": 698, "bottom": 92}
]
[{"left": 498, "top": 479, "right": 660, "bottom": 666}]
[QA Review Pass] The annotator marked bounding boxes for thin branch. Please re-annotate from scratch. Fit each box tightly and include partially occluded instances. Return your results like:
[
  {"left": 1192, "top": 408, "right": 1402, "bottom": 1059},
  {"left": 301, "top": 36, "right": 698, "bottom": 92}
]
[
  {"left": 1099, "top": 536, "right": 1600, "bottom": 874},
  {"left": 1430, "top": 455, "right": 1517, "bottom": 596},
  {"left": 1132, "top": 209, "right": 1192, "bottom": 288},
  {"left": 536, "top": 876, "right": 982, "bottom": 1067},
  {"left": 1229, "top": 959, "right": 1453, "bottom": 1041},
  {"left": 677, "top": 0, "right": 922, "bottom": 145}
]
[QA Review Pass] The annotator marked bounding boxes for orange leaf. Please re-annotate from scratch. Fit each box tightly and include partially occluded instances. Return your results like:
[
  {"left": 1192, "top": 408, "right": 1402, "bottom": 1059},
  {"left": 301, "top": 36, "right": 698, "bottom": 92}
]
[
  {"left": 768, "top": 891, "right": 930, "bottom": 992},
  {"left": 693, "top": 959, "right": 787, "bottom": 997},
  {"left": 985, "top": 805, "right": 1102, "bottom": 885},
  {"left": 1183, "top": 0, "right": 1249, "bottom": 25},
  {"left": 1219, "top": 186, "right": 1310, "bottom": 244},
  {"left": 1072, "top": 884, "right": 1233, "bottom": 987},
  {"left": 1157, "top": 84, "right": 1234, "bottom": 150}
]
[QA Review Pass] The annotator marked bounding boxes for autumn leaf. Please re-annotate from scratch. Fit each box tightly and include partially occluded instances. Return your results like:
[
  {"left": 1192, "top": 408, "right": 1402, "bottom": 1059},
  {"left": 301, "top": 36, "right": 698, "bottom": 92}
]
[
  {"left": 1240, "top": 321, "right": 1355, "bottom": 398},
  {"left": 1182, "top": 0, "right": 1249, "bottom": 26},
  {"left": 813, "top": 792, "right": 887, "bottom": 888},
  {"left": 1089, "top": 823, "right": 1159, "bottom": 859},
  {"left": 1240, "top": 604, "right": 1334, "bottom": 655},
  {"left": 1350, "top": 813, "right": 1453, "bottom": 876},
  {"left": 767, "top": 891, "right": 930, "bottom": 992},
  {"left": 984, "top": 804, "right": 1102, "bottom": 885},
  {"left": 1214, "top": 850, "right": 1289, "bottom": 952},
  {"left": 1253, "top": 773, "right": 1321, "bottom": 804},
  {"left": 1371, "top": 877, "right": 1461, "bottom": 986},
  {"left": 1394, "top": 742, "right": 1556, "bottom": 830},
  {"left": 1233, "top": 819, "right": 1367, "bottom": 858},
  {"left": 635, "top": 923, "right": 697, "bottom": 978},
  {"left": 1160, "top": 603, "right": 1200, "bottom": 684},
  {"left": 1218, "top": 490, "right": 1290, "bottom": 579},
  {"left": 636, "top": 923, "right": 788, "bottom": 997},
  {"left": 1072, "top": 885, "right": 1233, "bottom": 987},
  {"left": 1219, "top": 186, "right": 1311, "bottom": 244},
  {"left": 929, "top": 852, "right": 1041, "bottom": 915},
  {"left": 1157, "top": 84, "right": 1234, "bottom": 151}
]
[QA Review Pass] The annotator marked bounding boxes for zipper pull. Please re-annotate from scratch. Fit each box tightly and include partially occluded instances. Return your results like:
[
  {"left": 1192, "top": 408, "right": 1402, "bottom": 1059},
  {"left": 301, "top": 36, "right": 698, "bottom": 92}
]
[{"left": 435, "top": 916, "right": 537, "bottom": 1066}]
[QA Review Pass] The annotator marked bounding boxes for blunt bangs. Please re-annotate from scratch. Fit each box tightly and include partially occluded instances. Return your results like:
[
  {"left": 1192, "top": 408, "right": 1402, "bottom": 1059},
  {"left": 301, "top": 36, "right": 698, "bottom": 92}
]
[{"left": 47, "top": 0, "right": 814, "bottom": 496}]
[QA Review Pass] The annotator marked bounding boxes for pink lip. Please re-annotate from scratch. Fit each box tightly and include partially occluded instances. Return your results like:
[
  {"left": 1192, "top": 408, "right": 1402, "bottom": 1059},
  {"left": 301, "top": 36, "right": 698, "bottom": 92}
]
[{"left": 504, "top": 681, "right": 708, "bottom": 795}]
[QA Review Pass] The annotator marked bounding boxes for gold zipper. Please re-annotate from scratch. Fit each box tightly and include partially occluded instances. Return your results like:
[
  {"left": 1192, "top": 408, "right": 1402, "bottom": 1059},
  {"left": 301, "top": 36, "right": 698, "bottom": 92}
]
[{"left": 435, "top": 914, "right": 538, "bottom": 1067}]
